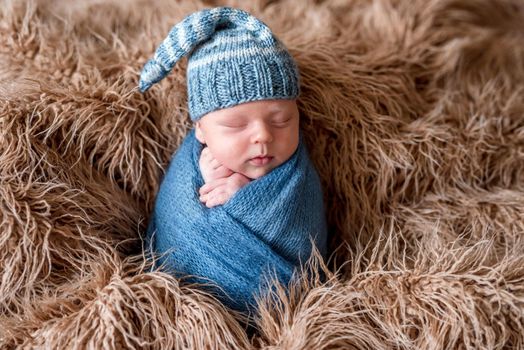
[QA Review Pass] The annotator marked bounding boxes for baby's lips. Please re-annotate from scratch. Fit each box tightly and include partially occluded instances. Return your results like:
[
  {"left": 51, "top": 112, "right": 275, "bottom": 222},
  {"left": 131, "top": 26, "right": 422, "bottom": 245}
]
[{"left": 249, "top": 156, "right": 273, "bottom": 166}]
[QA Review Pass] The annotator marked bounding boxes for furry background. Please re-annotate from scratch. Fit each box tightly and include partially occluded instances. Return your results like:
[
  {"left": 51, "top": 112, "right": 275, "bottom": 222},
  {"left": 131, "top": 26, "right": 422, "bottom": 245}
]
[{"left": 1, "top": 0, "right": 524, "bottom": 348}]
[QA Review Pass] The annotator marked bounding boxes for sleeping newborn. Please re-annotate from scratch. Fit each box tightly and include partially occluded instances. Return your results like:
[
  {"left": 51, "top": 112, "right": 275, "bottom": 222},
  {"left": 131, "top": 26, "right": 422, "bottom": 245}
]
[
  {"left": 138, "top": 7, "right": 328, "bottom": 317},
  {"left": 196, "top": 99, "right": 299, "bottom": 208}
]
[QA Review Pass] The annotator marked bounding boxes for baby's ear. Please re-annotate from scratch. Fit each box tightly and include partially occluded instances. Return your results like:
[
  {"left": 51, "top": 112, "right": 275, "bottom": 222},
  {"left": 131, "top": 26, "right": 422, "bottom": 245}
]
[{"left": 195, "top": 121, "right": 205, "bottom": 143}]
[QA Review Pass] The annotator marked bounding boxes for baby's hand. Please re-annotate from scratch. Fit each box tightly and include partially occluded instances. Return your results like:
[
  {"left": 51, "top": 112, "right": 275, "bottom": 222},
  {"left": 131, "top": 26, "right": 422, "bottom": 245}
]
[
  {"left": 199, "top": 173, "right": 251, "bottom": 208},
  {"left": 199, "top": 147, "right": 234, "bottom": 183}
]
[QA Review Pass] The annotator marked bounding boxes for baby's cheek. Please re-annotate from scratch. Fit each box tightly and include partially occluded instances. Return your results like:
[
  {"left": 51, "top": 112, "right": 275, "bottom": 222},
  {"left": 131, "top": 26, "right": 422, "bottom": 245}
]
[{"left": 215, "top": 149, "right": 243, "bottom": 171}]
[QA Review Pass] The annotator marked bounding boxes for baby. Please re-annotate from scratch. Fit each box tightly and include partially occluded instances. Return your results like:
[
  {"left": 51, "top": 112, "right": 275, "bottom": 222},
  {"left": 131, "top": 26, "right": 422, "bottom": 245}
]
[
  {"left": 196, "top": 98, "right": 299, "bottom": 208},
  {"left": 139, "top": 7, "right": 327, "bottom": 317}
]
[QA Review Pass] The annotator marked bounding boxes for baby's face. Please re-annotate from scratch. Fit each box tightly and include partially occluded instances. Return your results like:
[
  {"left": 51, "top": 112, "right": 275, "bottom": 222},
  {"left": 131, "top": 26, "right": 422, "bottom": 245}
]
[{"left": 195, "top": 99, "right": 300, "bottom": 179}]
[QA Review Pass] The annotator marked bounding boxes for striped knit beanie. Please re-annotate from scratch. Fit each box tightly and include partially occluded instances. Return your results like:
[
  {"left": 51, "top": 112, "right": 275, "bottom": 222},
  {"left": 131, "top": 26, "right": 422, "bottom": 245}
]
[{"left": 138, "top": 7, "right": 300, "bottom": 121}]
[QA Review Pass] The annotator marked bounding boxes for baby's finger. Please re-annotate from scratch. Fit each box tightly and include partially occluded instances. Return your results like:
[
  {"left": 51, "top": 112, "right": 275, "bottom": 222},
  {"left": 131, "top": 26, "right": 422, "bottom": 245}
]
[
  {"left": 200, "top": 189, "right": 219, "bottom": 204},
  {"left": 205, "top": 192, "right": 227, "bottom": 208},
  {"left": 216, "top": 166, "right": 233, "bottom": 177},
  {"left": 201, "top": 191, "right": 214, "bottom": 206},
  {"left": 199, "top": 187, "right": 216, "bottom": 201},
  {"left": 210, "top": 158, "right": 222, "bottom": 169},
  {"left": 199, "top": 178, "right": 227, "bottom": 194}
]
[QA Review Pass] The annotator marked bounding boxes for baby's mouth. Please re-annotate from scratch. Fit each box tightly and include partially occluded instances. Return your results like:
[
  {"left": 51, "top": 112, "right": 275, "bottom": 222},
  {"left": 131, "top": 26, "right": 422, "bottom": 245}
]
[{"left": 249, "top": 156, "right": 273, "bottom": 166}]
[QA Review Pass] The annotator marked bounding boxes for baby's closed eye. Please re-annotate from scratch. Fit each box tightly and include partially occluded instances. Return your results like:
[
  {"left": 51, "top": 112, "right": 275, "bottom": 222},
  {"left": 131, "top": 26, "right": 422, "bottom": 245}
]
[
  {"left": 221, "top": 121, "right": 289, "bottom": 128},
  {"left": 219, "top": 122, "right": 247, "bottom": 129},
  {"left": 272, "top": 117, "right": 291, "bottom": 125}
]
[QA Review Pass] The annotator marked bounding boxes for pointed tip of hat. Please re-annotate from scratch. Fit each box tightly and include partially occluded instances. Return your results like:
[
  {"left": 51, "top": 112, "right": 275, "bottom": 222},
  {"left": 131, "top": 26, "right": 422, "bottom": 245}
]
[
  {"left": 139, "top": 81, "right": 151, "bottom": 93},
  {"left": 139, "top": 59, "right": 169, "bottom": 93}
]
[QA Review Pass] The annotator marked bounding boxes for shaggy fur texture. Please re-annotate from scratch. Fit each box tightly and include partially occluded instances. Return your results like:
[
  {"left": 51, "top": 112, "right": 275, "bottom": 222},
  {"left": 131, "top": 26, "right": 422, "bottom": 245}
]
[{"left": 1, "top": 0, "right": 523, "bottom": 348}]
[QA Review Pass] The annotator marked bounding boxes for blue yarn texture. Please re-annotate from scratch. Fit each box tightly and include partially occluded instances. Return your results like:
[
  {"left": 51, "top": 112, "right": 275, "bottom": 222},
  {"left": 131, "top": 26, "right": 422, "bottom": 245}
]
[
  {"left": 146, "top": 130, "right": 328, "bottom": 315},
  {"left": 139, "top": 7, "right": 300, "bottom": 121}
]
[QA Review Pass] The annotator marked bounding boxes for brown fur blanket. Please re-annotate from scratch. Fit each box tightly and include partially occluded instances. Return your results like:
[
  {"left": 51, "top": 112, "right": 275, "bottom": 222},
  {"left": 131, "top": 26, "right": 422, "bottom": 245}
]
[{"left": 1, "top": 0, "right": 523, "bottom": 348}]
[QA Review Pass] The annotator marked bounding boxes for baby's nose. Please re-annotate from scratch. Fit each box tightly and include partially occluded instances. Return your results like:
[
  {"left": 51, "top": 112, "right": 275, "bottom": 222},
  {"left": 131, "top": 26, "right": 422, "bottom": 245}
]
[{"left": 251, "top": 123, "right": 273, "bottom": 144}]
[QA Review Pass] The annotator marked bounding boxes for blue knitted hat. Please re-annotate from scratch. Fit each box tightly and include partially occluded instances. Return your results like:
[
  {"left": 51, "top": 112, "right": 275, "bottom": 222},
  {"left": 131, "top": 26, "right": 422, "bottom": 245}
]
[{"left": 139, "top": 7, "right": 300, "bottom": 121}]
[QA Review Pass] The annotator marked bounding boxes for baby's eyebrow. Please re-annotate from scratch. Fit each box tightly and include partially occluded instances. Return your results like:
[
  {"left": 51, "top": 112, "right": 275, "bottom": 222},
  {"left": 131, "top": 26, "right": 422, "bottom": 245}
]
[{"left": 216, "top": 116, "right": 246, "bottom": 124}]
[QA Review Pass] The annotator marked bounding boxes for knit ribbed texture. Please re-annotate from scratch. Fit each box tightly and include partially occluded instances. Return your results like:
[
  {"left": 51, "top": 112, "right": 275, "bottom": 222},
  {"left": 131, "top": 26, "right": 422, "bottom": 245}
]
[
  {"left": 146, "top": 130, "right": 327, "bottom": 314},
  {"left": 139, "top": 7, "right": 300, "bottom": 120}
]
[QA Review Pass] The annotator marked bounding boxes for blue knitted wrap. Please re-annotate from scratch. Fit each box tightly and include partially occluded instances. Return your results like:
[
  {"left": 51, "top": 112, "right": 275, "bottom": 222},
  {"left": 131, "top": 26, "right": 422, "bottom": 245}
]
[
  {"left": 146, "top": 130, "right": 328, "bottom": 314},
  {"left": 139, "top": 7, "right": 300, "bottom": 121}
]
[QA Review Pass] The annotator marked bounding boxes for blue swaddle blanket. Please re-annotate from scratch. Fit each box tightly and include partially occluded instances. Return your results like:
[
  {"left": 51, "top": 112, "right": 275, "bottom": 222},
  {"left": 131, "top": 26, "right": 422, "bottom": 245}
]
[{"left": 146, "top": 130, "right": 328, "bottom": 315}]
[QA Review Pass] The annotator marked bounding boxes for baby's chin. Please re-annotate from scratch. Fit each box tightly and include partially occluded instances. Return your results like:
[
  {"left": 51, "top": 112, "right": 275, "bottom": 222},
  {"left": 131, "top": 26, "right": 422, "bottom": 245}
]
[
  {"left": 231, "top": 156, "right": 287, "bottom": 179},
  {"left": 237, "top": 164, "right": 275, "bottom": 180}
]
